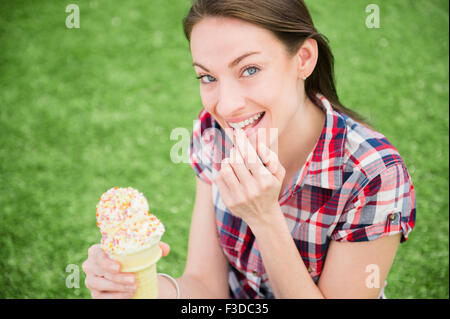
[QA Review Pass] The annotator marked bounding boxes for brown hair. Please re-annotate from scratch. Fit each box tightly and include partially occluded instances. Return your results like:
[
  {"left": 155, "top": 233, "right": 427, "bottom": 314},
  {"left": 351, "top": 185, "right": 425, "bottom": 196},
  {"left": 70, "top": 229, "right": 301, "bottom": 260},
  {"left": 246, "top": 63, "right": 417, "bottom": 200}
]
[{"left": 182, "top": 0, "right": 372, "bottom": 128}]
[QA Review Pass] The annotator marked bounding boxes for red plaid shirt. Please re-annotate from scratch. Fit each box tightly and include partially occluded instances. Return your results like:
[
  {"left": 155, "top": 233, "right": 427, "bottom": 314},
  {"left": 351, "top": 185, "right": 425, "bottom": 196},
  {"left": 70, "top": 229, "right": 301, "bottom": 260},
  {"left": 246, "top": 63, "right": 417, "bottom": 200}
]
[{"left": 190, "top": 93, "right": 416, "bottom": 299}]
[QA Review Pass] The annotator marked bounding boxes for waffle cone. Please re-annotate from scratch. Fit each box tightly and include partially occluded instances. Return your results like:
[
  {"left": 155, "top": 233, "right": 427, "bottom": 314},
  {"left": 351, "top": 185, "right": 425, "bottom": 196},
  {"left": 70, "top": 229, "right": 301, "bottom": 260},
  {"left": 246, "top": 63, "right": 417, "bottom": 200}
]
[{"left": 109, "top": 240, "right": 162, "bottom": 299}]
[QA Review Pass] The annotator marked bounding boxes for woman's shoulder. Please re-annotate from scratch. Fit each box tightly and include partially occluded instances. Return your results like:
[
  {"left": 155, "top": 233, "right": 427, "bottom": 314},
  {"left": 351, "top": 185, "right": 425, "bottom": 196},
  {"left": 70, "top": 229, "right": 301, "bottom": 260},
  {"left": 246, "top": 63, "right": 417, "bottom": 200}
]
[
  {"left": 340, "top": 112, "right": 408, "bottom": 182},
  {"left": 335, "top": 112, "right": 416, "bottom": 244}
]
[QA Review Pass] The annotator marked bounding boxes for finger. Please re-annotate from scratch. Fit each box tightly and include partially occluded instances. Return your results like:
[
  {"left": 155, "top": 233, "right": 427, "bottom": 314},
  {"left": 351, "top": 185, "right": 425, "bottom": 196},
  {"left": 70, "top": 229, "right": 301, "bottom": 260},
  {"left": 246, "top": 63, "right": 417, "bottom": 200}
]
[
  {"left": 86, "top": 274, "right": 136, "bottom": 293},
  {"left": 212, "top": 171, "right": 234, "bottom": 207},
  {"left": 93, "top": 248, "right": 122, "bottom": 274},
  {"left": 213, "top": 171, "right": 230, "bottom": 195},
  {"left": 228, "top": 147, "right": 254, "bottom": 186},
  {"left": 220, "top": 159, "right": 242, "bottom": 190},
  {"left": 85, "top": 255, "right": 136, "bottom": 286},
  {"left": 257, "top": 142, "right": 286, "bottom": 181},
  {"left": 256, "top": 141, "right": 271, "bottom": 165},
  {"left": 159, "top": 241, "right": 170, "bottom": 256},
  {"left": 82, "top": 257, "right": 110, "bottom": 279},
  {"left": 104, "top": 272, "right": 137, "bottom": 286},
  {"left": 91, "top": 289, "right": 135, "bottom": 299},
  {"left": 235, "top": 129, "right": 269, "bottom": 177}
]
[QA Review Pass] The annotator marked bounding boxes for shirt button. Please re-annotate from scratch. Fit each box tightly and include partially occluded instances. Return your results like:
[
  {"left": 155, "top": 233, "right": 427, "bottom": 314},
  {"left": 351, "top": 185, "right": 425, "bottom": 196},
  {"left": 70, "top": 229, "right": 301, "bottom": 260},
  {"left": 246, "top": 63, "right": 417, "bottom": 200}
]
[
  {"left": 389, "top": 214, "right": 396, "bottom": 221},
  {"left": 307, "top": 267, "right": 313, "bottom": 273},
  {"left": 252, "top": 270, "right": 258, "bottom": 276}
]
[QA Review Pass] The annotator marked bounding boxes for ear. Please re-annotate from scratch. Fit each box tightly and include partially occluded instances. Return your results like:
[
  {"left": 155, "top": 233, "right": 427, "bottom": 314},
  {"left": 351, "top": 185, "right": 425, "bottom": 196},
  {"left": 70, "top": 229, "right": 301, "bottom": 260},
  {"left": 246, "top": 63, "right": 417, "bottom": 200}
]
[{"left": 295, "top": 38, "right": 318, "bottom": 80}]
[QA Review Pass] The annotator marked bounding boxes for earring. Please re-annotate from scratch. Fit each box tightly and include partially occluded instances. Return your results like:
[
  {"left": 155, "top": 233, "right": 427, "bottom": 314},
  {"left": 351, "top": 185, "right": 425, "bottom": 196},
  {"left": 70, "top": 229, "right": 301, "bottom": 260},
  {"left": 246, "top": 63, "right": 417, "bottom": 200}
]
[{"left": 303, "top": 75, "right": 307, "bottom": 81}]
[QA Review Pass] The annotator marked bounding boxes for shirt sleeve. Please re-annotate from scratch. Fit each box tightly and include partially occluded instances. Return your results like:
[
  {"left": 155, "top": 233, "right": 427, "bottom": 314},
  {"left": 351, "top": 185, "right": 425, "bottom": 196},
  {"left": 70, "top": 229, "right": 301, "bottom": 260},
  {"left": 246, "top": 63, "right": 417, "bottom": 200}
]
[
  {"left": 189, "top": 109, "right": 215, "bottom": 185},
  {"left": 331, "top": 163, "right": 416, "bottom": 243}
]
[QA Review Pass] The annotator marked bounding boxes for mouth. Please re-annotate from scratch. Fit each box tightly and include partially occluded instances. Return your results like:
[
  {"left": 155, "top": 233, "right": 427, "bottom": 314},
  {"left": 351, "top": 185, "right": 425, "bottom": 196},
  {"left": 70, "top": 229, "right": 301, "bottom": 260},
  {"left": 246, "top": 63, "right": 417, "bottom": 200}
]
[{"left": 226, "top": 111, "right": 266, "bottom": 131}]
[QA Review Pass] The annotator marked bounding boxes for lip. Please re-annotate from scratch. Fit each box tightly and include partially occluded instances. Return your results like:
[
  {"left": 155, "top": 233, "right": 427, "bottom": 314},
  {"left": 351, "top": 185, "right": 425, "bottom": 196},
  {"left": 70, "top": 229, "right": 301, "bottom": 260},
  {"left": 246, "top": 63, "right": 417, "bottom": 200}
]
[{"left": 225, "top": 111, "right": 263, "bottom": 124}]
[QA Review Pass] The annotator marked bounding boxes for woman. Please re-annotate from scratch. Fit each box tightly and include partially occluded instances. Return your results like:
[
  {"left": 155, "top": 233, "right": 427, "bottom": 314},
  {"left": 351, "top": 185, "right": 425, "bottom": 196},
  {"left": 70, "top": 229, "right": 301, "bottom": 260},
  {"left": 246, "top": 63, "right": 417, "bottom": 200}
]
[{"left": 82, "top": 0, "right": 416, "bottom": 299}]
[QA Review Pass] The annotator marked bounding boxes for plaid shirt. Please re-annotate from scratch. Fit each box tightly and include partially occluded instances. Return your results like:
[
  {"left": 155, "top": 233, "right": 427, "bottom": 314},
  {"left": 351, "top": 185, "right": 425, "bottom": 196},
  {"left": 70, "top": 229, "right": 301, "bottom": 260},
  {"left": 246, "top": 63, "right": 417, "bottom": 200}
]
[{"left": 189, "top": 93, "right": 416, "bottom": 299}]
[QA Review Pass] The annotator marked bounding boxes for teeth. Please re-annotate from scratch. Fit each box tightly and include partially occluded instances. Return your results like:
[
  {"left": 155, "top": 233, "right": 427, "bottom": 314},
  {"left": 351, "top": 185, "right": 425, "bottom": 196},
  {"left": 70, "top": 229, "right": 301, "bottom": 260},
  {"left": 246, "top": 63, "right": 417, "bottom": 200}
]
[{"left": 228, "top": 112, "right": 264, "bottom": 129}]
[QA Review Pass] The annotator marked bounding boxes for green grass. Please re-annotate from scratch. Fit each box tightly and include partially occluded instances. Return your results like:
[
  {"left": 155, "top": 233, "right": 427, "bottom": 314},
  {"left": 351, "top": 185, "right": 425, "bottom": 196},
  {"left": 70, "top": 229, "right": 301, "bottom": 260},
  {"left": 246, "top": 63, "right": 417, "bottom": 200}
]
[{"left": 0, "top": 0, "right": 448, "bottom": 298}]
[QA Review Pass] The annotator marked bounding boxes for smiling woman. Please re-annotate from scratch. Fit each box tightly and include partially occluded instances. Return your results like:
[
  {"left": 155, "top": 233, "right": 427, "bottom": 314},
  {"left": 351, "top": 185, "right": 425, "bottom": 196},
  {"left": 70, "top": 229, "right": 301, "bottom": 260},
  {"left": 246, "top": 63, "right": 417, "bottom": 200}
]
[
  {"left": 81, "top": 0, "right": 417, "bottom": 299},
  {"left": 183, "top": 0, "right": 416, "bottom": 299}
]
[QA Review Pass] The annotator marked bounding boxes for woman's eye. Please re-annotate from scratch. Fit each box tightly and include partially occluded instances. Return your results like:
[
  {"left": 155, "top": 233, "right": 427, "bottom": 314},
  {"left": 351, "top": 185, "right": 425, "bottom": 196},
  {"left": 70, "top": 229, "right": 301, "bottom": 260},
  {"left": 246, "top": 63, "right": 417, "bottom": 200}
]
[
  {"left": 196, "top": 67, "right": 259, "bottom": 84},
  {"left": 197, "top": 75, "right": 216, "bottom": 84},
  {"left": 242, "top": 66, "right": 259, "bottom": 77}
]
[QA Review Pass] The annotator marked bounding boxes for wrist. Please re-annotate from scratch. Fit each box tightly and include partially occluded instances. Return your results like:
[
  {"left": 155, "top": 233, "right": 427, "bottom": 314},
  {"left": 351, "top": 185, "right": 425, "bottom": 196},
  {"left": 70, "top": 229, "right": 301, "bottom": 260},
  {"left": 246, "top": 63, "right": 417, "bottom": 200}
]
[{"left": 247, "top": 204, "right": 285, "bottom": 235}]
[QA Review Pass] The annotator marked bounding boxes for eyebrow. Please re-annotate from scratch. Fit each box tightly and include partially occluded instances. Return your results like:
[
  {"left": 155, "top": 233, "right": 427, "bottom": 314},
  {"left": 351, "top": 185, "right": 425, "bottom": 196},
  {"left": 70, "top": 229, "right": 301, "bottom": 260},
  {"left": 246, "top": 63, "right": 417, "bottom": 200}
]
[{"left": 192, "top": 51, "right": 261, "bottom": 73}]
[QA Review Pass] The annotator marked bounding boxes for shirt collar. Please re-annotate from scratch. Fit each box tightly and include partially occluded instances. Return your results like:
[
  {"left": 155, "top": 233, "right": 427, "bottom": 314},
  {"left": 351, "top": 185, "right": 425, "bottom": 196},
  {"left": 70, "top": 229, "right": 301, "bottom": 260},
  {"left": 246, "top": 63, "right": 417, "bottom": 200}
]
[{"left": 280, "top": 93, "right": 347, "bottom": 202}]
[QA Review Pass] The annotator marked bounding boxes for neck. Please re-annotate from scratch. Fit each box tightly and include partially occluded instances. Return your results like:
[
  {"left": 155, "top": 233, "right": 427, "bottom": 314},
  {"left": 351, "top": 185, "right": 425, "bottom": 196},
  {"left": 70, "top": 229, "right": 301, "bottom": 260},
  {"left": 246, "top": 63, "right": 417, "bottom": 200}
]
[{"left": 276, "top": 96, "right": 325, "bottom": 195}]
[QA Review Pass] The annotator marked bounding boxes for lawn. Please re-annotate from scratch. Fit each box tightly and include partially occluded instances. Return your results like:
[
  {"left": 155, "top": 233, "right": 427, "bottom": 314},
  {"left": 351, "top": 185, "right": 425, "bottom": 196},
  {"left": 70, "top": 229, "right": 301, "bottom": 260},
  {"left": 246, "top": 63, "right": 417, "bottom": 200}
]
[{"left": 0, "top": 0, "right": 448, "bottom": 298}]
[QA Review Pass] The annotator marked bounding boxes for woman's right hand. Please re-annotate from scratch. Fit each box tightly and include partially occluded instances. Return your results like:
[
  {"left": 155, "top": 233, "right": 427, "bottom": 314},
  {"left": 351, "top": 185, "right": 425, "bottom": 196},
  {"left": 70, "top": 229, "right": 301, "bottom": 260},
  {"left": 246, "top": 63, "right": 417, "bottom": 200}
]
[{"left": 82, "top": 242, "right": 170, "bottom": 299}]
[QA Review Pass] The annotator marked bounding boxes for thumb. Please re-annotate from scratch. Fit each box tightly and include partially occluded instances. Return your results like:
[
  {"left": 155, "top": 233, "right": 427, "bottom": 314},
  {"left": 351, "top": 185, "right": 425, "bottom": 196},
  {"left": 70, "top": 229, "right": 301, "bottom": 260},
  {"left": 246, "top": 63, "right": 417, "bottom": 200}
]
[{"left": 159, "top": 241, "right": 171, "bottom": 257}]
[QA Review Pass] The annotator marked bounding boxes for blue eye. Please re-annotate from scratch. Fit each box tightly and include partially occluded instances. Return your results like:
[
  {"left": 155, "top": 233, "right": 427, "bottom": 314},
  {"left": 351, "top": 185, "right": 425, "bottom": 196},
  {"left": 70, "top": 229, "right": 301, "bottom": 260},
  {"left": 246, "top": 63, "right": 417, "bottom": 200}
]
[
  {"left": 243, "top": 66, "right": 259, "bottom": 77},
  {"left": 196, "top": 66, "right": 260, "bottom": 84},
  {"left": 196, "top": 75, "right": 216, "bottom": 84}
]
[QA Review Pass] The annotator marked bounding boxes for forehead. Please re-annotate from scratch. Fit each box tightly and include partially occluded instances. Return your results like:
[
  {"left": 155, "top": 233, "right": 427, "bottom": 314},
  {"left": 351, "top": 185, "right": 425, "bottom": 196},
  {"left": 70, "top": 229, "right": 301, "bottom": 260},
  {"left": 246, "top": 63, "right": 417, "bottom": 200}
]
[{"left": 190, "top": 17, "right": 283, "bottom": 64}]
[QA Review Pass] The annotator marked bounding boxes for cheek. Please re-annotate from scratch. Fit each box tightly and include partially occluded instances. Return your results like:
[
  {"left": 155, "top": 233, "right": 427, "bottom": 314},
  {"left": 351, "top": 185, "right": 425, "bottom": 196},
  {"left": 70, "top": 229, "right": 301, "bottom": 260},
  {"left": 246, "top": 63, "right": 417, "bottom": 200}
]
[
  {"left": 253, "top": 74, "right": 282, "bottom": 103},
  {"left": 242, "top": 83, "right": 279, "bottom": 124},
  {"left": 255, "top": 67, "right": 296, "bottom": 105},
  {"left": 199, "top": 87, "right": 217, "bottom": 112},
  {"left": 250, "top": 74, "right": 296, "bottom": 120},
  {"left": 256, "top": 72, "right": 299, "bottom": 138}
]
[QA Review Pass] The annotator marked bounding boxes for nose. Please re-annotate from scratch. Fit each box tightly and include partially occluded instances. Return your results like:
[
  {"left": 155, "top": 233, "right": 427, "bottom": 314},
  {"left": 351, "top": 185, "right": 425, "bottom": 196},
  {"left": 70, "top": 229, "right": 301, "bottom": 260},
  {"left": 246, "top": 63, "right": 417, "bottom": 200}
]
[{"left": 216, "top": 79, "right": 246, "bottom": 120}]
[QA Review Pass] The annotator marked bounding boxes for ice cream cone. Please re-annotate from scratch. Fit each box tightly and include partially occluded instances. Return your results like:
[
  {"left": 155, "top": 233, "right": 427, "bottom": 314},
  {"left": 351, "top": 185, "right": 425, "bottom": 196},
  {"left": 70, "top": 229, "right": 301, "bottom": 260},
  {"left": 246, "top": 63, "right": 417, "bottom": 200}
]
[
  {"left": 96, "top": 187, "right": 166, "bottom": 299},
  {"left": 109, "top": 237, "right": 162, "bottom": 299}
]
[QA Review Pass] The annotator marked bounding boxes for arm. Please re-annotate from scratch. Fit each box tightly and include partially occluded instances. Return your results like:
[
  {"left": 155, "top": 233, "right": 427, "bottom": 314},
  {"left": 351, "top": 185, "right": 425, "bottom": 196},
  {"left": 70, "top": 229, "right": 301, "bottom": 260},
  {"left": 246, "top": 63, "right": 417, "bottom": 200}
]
[
  {"left": 318, "top": 233, "right": 401, "bottom": 298},
  {"left": 158, "top": 176, "right": 230, "bottom": 298},
  {"left": 214, "top": 130, "right": 409, "bottom": 299},
  {"left": 251, "top": 212, "right": 401, "bottom": 299}
]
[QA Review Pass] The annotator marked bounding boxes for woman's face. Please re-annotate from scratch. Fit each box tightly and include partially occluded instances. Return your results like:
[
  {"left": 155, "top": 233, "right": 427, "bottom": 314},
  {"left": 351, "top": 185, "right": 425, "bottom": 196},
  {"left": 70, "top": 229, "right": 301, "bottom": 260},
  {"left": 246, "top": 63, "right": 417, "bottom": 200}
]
[{"left": 190, "top": 17, "right": 305, "bottom": 148}]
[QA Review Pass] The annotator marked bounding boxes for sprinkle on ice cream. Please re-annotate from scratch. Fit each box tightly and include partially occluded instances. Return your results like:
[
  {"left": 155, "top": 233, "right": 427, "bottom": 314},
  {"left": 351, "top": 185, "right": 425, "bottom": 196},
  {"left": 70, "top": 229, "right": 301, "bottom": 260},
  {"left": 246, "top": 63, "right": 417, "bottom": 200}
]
[{"left": 96, "top": 187, "right": 165, "bottom": 255}]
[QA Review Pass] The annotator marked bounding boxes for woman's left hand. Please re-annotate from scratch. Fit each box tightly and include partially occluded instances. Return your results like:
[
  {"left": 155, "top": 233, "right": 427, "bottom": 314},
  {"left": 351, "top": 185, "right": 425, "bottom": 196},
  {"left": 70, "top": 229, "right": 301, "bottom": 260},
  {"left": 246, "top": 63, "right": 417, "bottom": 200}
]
[{"left": 213, "top": 129, "right": 286, "bottom": 227}]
